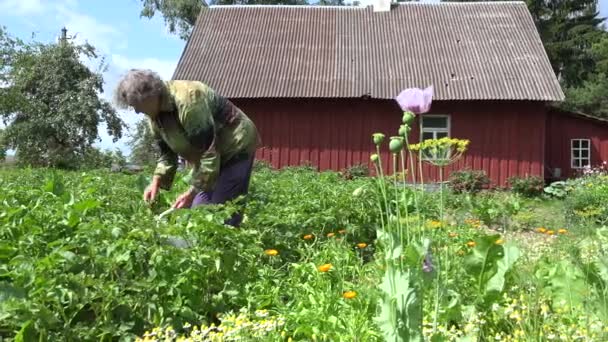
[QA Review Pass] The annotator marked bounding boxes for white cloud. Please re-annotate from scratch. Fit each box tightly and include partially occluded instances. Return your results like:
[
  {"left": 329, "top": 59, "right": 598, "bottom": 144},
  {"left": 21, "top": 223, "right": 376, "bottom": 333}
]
[
  {"left": 0, "top": 0, "right": 45, "bottom": 15},
  {"left": 111, "top": 54, "right": 177, "bottom": 80},
  {"left": 55, "top": 6, "right": 126, "bottom": 55}
]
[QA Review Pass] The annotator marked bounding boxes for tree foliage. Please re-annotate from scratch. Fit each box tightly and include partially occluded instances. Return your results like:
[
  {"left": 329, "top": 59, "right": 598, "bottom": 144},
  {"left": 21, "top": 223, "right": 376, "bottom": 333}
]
[
  {"left": 139, "top": 0, "right": 314, "bottom": 41},
  {"left": 140, "top": 0, "right": 207, "bottom": 41},
  {"left": 526, "top": 0, "right": 605, "bottom": 88},
  {"left": 561, "top": 33, "right": 608, "bottom": 117},
  {"left": 0, "top": 27, "right": 125, "bottom": 168}
]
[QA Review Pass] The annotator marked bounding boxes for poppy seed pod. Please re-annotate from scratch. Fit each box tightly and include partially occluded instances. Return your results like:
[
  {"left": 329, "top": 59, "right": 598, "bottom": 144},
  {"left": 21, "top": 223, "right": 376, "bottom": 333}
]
[
  {"left": 402, "top": 111, "right": 415, "bottom": 125},
  {"left": 389, "top": 136, "right": 404, "bottom": 153},
  {"left": 372, "top": 133, "right": 385, "bottom": 145},
  {"left": 370, "top": 154, "right": 379, "bottom": 163},
  {"left": 398, "top": 124, "right": 411, "bottom": 136}
]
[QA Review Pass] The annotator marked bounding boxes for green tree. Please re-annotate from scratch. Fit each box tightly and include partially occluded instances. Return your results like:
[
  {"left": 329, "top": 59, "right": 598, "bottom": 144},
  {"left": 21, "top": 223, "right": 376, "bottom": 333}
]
[
  {"left": 526, "top": 0, "right": 604, "bottom": 88},
  {"left": 0, "top": 129, "right": 6, "bottom": 162},
  {"left": 128, "top": 119, "right": 158, "bottom": 166},
  {"left": 139, "top": 0, "right": 309, "bottom": 40},
  {"left": 561, "top": 33, "right": 608, "bottom": 117},
  {"left": 0, "top": 27, "right": 125, "bottom": 168}
]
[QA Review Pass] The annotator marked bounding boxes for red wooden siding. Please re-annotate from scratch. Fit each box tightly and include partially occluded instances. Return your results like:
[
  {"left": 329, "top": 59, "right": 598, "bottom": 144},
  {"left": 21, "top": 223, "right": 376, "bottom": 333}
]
[
  {"left": 545, "top": 110, "right": 608, "bottom": 179},
  {"left": 233, "top": 98, "right": 546, "bottom": 187}
]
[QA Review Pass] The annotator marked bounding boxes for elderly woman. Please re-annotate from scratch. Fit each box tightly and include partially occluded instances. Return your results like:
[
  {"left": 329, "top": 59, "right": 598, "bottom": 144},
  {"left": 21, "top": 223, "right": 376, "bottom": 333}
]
[{"left": 114, "top": 69, "right": 259, "bottom": 227}]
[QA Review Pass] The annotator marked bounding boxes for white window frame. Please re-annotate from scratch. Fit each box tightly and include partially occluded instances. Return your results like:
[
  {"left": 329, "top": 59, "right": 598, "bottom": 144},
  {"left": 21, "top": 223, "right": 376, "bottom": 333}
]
[
  {"left": 571, "top": 138, "right": 591, "bottom": 169},
  {"left": 420, "top": 115, "right": 451, "bottom": 141},
  {"left": 419, "top": 115, "right": 451, "bottom": 161}
]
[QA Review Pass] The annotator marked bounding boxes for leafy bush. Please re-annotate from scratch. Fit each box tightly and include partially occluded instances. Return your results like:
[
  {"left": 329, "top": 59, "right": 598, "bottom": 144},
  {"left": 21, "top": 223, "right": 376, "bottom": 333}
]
[
  {"left": 508, "top": 175, "right": 545, "bottom": 197},
  {"left": 448, "top": 169, "right": 490, "bottom": 193},
  {"left": 565, "top": 175, "right": 608, "bottom": 225},
  {"left": 544, "top": 181, "right": 573, "bottom": 199},
  {"left": 341, "top": 163, "right": 370, "bottom": 179}
]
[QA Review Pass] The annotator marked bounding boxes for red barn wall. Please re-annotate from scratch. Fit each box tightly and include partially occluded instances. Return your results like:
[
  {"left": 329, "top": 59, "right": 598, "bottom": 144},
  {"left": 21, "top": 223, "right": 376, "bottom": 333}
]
[
  {"left": 545, "top": 110, "right": 608, "bottom": 179},
  {"left": 232, "top": 98, "right": 546, "bottom": 187}
]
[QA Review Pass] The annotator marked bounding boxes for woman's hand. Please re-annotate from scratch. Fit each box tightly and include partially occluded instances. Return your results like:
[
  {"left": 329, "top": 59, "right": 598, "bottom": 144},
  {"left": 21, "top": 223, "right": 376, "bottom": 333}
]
[
  {"left": 172, "top": 188, "right": 197, "bottom": 209},
  {"left": 144, "top": 176, "right": 161, "bottom": 203}
]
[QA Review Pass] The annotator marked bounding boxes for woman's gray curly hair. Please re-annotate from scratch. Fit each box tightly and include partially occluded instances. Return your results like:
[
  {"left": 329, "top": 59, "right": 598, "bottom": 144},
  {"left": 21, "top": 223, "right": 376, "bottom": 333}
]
[{"left": 113, "top": 69, "right": 168, "bottom": 109}]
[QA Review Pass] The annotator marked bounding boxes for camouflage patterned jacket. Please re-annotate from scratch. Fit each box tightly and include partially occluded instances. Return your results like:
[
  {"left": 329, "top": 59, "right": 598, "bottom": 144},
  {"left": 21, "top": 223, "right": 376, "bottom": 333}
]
[{"left": 149, "top": 80, "right": 259, "bottom": 192}]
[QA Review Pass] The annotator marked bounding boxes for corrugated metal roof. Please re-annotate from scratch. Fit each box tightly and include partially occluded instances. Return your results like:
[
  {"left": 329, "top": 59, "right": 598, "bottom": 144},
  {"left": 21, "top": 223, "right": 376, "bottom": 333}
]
[{"left": 172, "top": 2, "right": 565, "bottom": 101}]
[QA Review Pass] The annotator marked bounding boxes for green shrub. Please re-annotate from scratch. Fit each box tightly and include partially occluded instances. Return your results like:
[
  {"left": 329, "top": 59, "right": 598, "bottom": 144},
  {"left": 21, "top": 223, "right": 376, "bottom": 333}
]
[
  {"left": 565, "top": 175, "right": 608, "bottom": 225},
  {"left": 342, "top": 163, "right": 370, "bottom": 179},
  {"left": 448, "top": 169, "right": 490, "bottom": 193},
  {"left": 508, "top": 175, "right": 545, "bottom": 197}
]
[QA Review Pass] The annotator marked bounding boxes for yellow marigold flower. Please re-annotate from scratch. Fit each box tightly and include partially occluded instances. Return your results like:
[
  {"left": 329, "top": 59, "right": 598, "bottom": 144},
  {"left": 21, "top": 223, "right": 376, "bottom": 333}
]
[
  {"left": 546, "top": 230, "right": 555, "bottom": 235},
  {"left": 303, "top": 234, "right": 314, "bottom": 240},
  {"left": 449, "top": 232, "right": 458, "bottom": 238},
  {"left": 327, "top": 232, "right": 335, "bottom": 238},
  {"left": 536, "top": 227, "right": 547, "bottom": 233},
  {"left": 356, "top": 242, "right": 367, "bottom": 248},
  {"left": 467, "top": 241, "right": 476, "bottom": 247},
  {"left": 264, "top": 249, "right": 279, "bottom": 256},
  {"left": 429, "top": 220, "right": 442, "bottom": 228},
  {"left": 343, "top": 290, "right": 357, "bottom": 299},
  {"left": 338, "top": 229, "right": 347, "bottom": 234},
  {"left": 558, "top": 228, "right": 568, "bottom": 234},
  {"left": 318, "top": 263, "right": 332, "bottom": 272},
  {"left": 457, "top": 249, "right": 465, "bottom": 256},
  {"left": 495, "top": 238, "right": 504, "bottom": 245}
]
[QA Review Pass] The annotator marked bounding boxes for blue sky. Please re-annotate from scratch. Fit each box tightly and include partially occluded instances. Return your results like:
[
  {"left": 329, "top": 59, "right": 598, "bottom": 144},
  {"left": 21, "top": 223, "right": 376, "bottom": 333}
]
[{"left": 1, "top": 0, "right": 607, "bottom": 155}]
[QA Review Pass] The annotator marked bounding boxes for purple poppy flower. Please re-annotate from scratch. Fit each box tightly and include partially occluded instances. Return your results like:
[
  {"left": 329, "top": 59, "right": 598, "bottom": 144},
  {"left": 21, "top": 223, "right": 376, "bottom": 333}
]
[
  {"left": 422, "top": 252, "right": 434, "bottom": 273},
  {"left": 395, "top": 86, "right": 434, "bottom": 114}
]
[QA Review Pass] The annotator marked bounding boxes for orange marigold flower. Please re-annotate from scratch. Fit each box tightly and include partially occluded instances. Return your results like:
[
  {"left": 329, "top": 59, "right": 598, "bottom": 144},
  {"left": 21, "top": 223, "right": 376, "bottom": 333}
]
[
  {"left": 495, "top": 238, "right": 504, "bottom": 245},
  {"left": 536, "top": 227, "right": 547, "bottom": 233},
  {"left": 327, "top": 233, "right": 335, "bottom": 238},
  {"left": 558, "top": 228, "right": 568, "bottom": 234},
  {"left": 467, "top": 241, "right": 476, "bottom": 247},
  {"left": 546, "top": 230, "right": 555, "bottom": 235},
  {"left": 343, "top": 291, "right": 357, "bottom": 299},
  {"left": 448, "top": 232, "right": 458, "bottom": 238},
  {"left": 338, "top": 229, "right": 347, "bottom": 234},
  {"left": 303, "top": 234, "right": 314, "bottom": 240},
  {"left": 356, "top": 242, "right": 368, "bottom": 249},
  {"left": 318, "top": 264, "right": 332, "bottom": 272},
  {"left": 264, "top": 249, "right": 279, "bottom": 256}
]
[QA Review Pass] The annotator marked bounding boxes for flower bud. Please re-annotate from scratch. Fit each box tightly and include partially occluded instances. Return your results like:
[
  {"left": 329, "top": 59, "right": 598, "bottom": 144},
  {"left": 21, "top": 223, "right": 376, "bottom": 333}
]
[
  {"left": 389, "top": 136, "right": 404, "bottom": 153},
  {"left": 370, "top": 154, "right": 379, "bottom": 163},
  {"left": 398, "top": 124, "right": 411, "bottom": 136},
  {"left": 372, "top": 133, "right": 385, "bottom": 145},
  {"left": 402, "top": 111, "right": 415, "bottom": 125}
]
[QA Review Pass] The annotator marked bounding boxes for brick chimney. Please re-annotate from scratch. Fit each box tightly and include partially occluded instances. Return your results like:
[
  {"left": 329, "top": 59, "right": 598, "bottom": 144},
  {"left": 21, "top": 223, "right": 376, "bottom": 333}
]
[{"left": 373, "top": 0, "right": 391, "bottom": 12}]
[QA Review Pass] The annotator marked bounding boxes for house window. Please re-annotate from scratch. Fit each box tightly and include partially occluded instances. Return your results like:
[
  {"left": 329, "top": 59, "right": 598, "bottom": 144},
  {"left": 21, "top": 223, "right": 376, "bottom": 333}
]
[
  {"left": 571, "top": 139, "right": 591, "bottom": 168},
  {"left": 419, "top": 115, "right": 450, "bottom": 161},
  {"left": 420, "top": 115, "right": 450, "bottom": 141}
]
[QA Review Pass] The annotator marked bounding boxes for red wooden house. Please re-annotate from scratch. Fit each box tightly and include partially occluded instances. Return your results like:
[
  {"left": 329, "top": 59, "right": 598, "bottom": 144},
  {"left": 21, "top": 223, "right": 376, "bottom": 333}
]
[{"left": 171, "top": 1, "right": 608, "bottom": 187}]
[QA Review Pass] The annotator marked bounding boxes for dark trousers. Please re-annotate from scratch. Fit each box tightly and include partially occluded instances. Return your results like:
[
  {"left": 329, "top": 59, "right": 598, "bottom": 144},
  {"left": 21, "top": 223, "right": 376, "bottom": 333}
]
[{"left": 190, "top": 155, "right": 254, "bottom": 227}]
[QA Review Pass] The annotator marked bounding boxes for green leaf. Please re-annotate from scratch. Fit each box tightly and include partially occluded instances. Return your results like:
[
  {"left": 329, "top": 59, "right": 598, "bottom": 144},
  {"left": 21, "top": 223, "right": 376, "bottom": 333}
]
[
  {"left": 375, "top": 265, "right": 423, "bottom": 342},
  {"left": 464, "top": 235, "right": 502, "bottom": 288},
  {"left": 0, "top": 282, "right": 25, "bottom": 302},
  {"left": 14, "top": 320, "right": 36, "bottom": 342},
  {"left": 484, "top": 241, "right": 520, "bottom": 305},
  {"left": 547, "top": 260, "right": 588, "bottom": 311}
]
